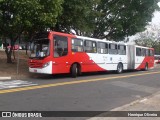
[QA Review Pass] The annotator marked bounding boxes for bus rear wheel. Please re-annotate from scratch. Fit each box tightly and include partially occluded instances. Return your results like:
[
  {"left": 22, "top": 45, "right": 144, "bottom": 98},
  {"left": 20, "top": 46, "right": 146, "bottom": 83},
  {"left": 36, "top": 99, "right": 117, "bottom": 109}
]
[
  {"left": 117, "top": 63, "right": 123, "bottom": 74},
  {"left": 71, "top": 64, "right": 78, "bottom": 78}
]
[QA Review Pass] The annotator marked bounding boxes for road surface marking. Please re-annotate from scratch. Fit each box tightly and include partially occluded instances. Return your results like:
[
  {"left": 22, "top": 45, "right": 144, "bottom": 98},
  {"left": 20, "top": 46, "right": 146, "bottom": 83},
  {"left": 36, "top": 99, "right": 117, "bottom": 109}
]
[
  {"left": 0, "top": 71, "right": 160, "bottom": 94},
  {"left": 0, "top": 80, "right": 37, "bottom": 90}
]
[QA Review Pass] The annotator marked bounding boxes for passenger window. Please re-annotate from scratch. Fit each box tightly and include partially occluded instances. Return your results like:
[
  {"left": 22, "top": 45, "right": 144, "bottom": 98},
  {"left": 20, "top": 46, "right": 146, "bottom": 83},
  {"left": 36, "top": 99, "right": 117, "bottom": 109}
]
[
  {"left": 109, "top": 43, "right": 118, "bottom": 54},
  {"left": 72, "top": 38, "right": 83, "bottom": 52},
  {"left": 118, "top": 45, "right": 126, "bottom": 55},
  {"left": 141, "top": 48, "right": 146, "bottom": 56},
  {"left": 136, "top": 48, "right": 141, "bottom": 56},
  {"left": 84, "top": 40, "right": 97, "bottom": 53},
  {"left": 149, "top": 49, "right": 154, "bottom": 56},
  {"left": 53, "top": 35, "right": 68, "bottom": 57},
  {"left": 146, "top": 49, "right": 149, "bottom": 56},
  {"left": 97, "top": 42, "right": 108, "bottom": 54}
]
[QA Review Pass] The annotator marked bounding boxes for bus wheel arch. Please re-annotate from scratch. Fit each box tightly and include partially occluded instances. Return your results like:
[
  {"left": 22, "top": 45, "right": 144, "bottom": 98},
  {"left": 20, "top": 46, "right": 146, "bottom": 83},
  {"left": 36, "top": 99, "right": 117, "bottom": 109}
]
[
  {"left": 117, "top": 62, "right": 123, "bottom": 74},
  {"left": 70, "top": 63, "right": 81, "bottom": 78}
]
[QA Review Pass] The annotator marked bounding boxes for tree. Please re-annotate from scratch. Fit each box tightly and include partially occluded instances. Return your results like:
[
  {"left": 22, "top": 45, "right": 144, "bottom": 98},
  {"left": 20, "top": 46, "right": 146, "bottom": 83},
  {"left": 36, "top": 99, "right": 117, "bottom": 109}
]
[
  {"left": 54, "top": 0, "right": 159, "bottom": 41},
  {"left": 93, "top": 0, "right": 160, "bottom": 40},
  {"left": 0, "top": 0, "right": 63, "bottom": 63},
  {"left": 54, "top": 0, "right": 100, "bottom": 35},
  {"left": 134, "top": 24, "right": 160, "bottom": 54}
]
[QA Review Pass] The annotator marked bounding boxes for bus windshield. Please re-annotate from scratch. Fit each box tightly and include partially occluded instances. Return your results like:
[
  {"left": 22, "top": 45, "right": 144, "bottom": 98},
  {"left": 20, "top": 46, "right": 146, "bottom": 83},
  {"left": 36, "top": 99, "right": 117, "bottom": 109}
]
[{"left": 30, "top": 39, "right": 50, "bottom": 58}]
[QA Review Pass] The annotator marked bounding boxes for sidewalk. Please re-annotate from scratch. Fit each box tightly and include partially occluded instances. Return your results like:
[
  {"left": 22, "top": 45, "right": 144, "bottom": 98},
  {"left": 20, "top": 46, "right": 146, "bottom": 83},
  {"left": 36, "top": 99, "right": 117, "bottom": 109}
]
[{"left": 88, "top": 91, "right": 160, "bottom": 120}]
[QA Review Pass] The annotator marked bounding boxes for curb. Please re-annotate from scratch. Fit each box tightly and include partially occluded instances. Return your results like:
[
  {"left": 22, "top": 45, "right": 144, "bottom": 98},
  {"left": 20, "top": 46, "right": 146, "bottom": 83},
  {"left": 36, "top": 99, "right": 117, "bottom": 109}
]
[{"left": 0, "top": 77, "right": 11, "bottom": 80}]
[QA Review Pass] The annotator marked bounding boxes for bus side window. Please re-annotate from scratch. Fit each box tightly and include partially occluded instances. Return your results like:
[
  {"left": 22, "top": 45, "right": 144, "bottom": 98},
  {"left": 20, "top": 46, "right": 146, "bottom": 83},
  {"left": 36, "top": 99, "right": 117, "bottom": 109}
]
[
  {"left": 98, "top": 42, "right": 108, "bottom": 54},
  {"left": 109, "top": 43, "right": 118, "bottom": 54},
  {"left": 118, "top": 45, "right": 126, "bottom": 55},
  {"left": 149, "top": 49, "right": 154, "bottom": 56},
  {"left": 72, "top": 38, "right": 83, "bottom": 52},
  {"left": 136, "top": 48, "right": 141, "bottom": 56},
  {"left": 146, "top": 49, "right": 149, "bottom": 56},
  {"left": 53, "top": 35, "right": 68, "bottom": 57},
  {"left": 84, "top": 40, "right": 97, "bottom": 53},
  {"left": 141, "top": 48, "right": 146, "bottom": 56}
]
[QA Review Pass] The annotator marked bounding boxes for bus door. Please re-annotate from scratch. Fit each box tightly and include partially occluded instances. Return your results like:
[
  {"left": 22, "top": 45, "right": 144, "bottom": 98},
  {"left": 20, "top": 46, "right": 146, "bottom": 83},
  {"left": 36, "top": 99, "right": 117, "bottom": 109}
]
[
  {"left": 127, "top": 45, "right": 135, "bottom": 69},
  {"left": 52, "top": 35, "right": 70, "bottom": 73},
  {"left": 148, "top": 49, "right": 154, "bottom": 68}
]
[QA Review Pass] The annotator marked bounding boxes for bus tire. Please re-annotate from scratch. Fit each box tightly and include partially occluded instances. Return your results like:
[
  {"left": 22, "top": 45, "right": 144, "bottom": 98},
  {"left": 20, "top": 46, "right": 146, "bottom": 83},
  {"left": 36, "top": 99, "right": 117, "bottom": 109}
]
[
  {"left": 144, "top": 63, "right": 148, "bottom": 71},
  {"left": 117, "top": 63, "right": 123, "bottom": 74},
  {"left": 71, "top": 64, "right": 78, "bottom": 78}
]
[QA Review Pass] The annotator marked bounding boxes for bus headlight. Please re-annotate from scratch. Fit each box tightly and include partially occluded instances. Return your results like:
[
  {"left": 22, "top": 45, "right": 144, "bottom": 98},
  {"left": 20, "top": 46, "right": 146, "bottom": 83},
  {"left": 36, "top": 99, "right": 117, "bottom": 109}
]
[{"left": 43, "top": 62, "right": 50, "bottom": 68}]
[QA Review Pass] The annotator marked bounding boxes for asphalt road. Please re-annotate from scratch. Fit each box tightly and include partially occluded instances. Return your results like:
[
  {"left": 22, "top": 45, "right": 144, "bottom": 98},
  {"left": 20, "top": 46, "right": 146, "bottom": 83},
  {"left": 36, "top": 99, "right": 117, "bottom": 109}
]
[{"left": 0, "top": 66, "right": 160, "bottom": 119}]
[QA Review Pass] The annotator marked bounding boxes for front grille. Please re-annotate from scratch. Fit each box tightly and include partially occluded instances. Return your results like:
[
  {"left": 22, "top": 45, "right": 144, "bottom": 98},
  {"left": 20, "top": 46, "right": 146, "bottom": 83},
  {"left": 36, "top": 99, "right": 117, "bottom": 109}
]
[{"left": 29, "top": 60, "right": 43, "bottom": 68}]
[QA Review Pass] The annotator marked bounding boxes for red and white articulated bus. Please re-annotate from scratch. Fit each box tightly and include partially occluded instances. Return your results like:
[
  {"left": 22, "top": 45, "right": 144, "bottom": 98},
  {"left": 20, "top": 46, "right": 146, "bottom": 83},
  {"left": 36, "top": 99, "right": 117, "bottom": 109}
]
[{"left": 28, "top": 31, "right": 154, "bottom": 77}]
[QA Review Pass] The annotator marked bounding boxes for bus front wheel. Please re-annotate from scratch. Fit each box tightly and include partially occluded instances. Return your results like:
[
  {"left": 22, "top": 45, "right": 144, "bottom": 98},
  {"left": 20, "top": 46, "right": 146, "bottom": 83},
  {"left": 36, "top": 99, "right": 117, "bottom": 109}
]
[{"left": 71, "top": 64, "right": 78, "bottom": 78}]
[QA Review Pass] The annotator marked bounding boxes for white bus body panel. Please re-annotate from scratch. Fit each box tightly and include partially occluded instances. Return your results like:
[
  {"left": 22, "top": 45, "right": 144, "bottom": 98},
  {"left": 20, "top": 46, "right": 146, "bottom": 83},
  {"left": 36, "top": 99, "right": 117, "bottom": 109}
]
[
  {"left": 87, "top": 53, "right": 127, "bottom": 71},
  {"left": 29, "top": 61, "right": 52, "bottom": 74}
]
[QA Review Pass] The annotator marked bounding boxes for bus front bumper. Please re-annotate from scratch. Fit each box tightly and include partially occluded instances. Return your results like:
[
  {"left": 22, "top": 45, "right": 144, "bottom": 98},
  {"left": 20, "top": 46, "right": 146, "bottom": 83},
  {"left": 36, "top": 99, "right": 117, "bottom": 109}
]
[{"left": 29, "top": 61, "right": 52, "bottom": 74}]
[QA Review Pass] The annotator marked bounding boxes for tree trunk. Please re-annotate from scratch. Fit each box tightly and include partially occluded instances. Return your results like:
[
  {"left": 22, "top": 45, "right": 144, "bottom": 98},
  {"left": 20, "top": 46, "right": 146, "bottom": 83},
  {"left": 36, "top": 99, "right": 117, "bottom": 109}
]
[
  {"left": 3, "top": 31, "right": 23, "bottom": 63},
  {"left": 25, "top": 43, "right": 28, "bottom": 55},
  {"left": 6, "top": 49, "right": 12, "bottom": 63},
  {"left": 4, "top": 38, "right": 13, "bottom": 63}
]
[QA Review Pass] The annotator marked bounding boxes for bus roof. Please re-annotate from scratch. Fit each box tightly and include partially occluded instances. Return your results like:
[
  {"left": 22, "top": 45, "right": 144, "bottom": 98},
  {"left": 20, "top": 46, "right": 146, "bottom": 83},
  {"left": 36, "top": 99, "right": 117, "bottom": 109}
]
[{"left": 34, "top": 31, "right": 153, "bottom": 48}]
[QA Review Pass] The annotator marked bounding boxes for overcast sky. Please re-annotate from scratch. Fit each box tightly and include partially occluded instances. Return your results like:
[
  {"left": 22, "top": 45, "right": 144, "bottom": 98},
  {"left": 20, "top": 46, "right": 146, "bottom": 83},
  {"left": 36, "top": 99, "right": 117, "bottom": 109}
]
[
  {"left": 151, "top": 2, "right": 160, "bottom": 25},
  {"left": 151, "top": 11, "right": 160, "bottom": 25}
]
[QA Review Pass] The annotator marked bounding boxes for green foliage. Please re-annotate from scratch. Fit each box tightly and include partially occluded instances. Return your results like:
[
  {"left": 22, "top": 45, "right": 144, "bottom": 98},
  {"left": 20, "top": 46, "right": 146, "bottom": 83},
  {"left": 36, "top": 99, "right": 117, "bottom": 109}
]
[
  {"left": 54, "top": 0, "right": 159, "bottom": 41},
  {"left": 54, "top": 0, "right": 100, "bottom": 35},
  {"left": 135, "top": 38, "right": 156, "bottom": 47},
  {"left": 0, "top": 0, "right": 159, "bottom": 43},
  {"left": 0, "top": 0, "right": 63, "bottom": 38},
  {"left": 0, "top": 0, "right": 63, "bottom": 63},
  {"left": 93, "top": 0, "right": 160, "bottom": 40},
  {"left": 134, "top": 24, "right": 160, "bottom": 54}
]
